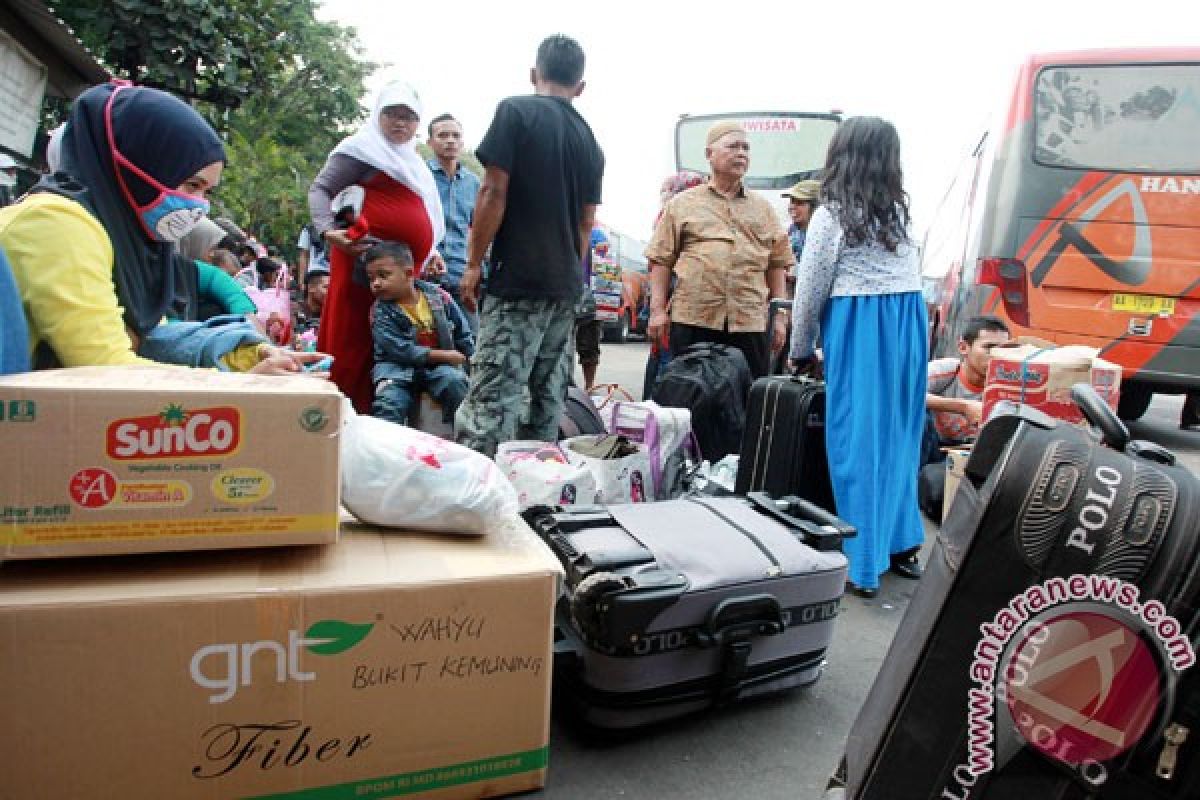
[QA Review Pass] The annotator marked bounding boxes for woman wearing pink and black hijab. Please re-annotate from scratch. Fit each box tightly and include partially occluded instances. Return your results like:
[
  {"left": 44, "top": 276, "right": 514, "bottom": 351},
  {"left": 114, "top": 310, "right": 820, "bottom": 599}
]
[{"left": 0, "top": 82, "right": 318, "bottom": 373}]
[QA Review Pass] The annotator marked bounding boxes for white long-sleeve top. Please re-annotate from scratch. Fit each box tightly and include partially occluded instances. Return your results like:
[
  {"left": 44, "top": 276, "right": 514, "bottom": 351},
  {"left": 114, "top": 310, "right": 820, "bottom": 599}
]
[{"left": 788, "top": 204, "right": 922, "bottom": 360}]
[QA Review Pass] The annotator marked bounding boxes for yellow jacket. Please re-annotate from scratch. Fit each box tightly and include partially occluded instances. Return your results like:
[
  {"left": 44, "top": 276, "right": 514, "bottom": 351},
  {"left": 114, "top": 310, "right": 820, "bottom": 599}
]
[{"left": 0, "top": 194, "right": 260, "bottom": 371}]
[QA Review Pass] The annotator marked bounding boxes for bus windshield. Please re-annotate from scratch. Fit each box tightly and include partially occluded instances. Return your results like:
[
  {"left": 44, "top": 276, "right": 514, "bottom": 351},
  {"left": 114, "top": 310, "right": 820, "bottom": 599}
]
[
  {"left": 1034, "top": 63, "right": 1200, "bottom": 173},
  {"left": 675, "top": 112, "right": 840, "bottom": 189}
]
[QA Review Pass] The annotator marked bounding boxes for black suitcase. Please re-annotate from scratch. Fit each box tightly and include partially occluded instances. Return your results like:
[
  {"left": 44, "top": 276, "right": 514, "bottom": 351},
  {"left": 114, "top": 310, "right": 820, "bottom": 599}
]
[
  {"left": 736, "top": 299, "right": 836, "bottom": 511},
  {"left": 833, "top": 385, "right": 1200, "bottom": 799},
  {"left": 525, "top": 492, "right": 855, "bottom": 729},
  {"left": 736, "top": 373, "right": 835, "bottom": 511},
  {"left": 651, "top": 342, "right": 752, "bottom": 463}
]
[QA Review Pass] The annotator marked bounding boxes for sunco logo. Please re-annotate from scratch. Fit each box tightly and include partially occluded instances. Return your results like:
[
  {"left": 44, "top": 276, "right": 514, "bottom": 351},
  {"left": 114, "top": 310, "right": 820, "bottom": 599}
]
[
  {"left": 107, "top": 404, "right": 241, "bottom": 460},
  {"left": 189, "top": 619, "right": 374, "bottom": 704}
]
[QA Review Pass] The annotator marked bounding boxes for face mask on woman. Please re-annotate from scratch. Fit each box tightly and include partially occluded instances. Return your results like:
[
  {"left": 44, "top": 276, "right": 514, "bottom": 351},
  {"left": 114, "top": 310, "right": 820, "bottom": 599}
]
[
  {"left": 105, "top": 86, "right": 211, "bottom": 243},
  {"left": 132, "top": 181, "right": 210, "bottom": 243}
]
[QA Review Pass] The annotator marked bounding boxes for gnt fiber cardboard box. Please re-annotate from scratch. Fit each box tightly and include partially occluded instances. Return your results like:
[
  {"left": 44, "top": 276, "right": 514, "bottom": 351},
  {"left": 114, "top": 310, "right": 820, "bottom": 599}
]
[
  {"left": 0, "top": 520, "right": 563, "bottom": 799},
  {"left": 0, "top": 366, "right": 341, "bottom": 560}
]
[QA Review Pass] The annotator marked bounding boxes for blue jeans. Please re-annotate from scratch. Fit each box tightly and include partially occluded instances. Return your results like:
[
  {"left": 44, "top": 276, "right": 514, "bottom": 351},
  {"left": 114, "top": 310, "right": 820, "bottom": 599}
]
[{"left": 373, "top": 365, "right": 468, "bottom": 425}]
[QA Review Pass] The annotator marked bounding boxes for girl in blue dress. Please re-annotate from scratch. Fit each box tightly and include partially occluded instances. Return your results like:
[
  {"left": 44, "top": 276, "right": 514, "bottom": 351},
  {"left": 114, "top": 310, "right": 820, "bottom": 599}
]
[{"left": 789, "top": 116, "right": 927, "bottom": 598}]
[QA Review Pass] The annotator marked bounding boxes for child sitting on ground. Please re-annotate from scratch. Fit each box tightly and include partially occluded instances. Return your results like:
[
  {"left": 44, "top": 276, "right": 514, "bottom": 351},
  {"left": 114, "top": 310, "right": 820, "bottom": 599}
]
[{"left": 365, "top": 242, "right": 474, "bottom": 425}]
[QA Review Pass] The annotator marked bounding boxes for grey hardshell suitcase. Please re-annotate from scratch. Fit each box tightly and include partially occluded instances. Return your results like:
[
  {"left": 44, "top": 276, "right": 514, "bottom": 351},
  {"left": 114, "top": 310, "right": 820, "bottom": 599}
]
[{"left": 525, "top": 493, "right": 854, "bottom": 729}]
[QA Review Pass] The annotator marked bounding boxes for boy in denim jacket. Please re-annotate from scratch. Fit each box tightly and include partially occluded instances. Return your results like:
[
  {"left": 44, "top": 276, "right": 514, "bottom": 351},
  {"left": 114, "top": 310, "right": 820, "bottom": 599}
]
[{"left": 365, "top": 242, "right": 474, "bottom": 425}]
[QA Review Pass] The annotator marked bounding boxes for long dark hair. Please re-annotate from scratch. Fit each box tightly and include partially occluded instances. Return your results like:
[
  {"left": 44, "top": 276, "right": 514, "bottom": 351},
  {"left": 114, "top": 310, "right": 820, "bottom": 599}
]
[{"left": 819, "top": 116, "right": 910, "bottom": 252}]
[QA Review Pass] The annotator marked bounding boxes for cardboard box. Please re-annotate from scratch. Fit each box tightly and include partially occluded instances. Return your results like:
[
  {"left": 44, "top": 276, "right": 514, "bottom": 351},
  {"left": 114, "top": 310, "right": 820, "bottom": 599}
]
[
  {"left": 0, "top": 518, "right": 563, "bottom": 799},
  {"left": 981, "top": 344, "right": 1122, "bottom": 425},
  {"left": 0, "top": 367, "right": 342, "bottom": 560},
  {"left": 943, "top": 448, "right": 971, "bottom": 522}
]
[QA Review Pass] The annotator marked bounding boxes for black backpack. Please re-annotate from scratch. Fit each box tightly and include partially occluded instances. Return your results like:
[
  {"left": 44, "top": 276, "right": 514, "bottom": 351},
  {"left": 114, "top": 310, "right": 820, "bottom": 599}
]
[{"left": 651, "top": 343, "right": 752, "bottom": 463}]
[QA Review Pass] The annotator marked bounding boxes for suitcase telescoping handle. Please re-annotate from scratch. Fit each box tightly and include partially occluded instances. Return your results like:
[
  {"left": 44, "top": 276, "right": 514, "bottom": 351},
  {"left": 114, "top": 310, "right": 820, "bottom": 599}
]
[
  {"left": 769, "top": 299, "right": 792, "bottom": 377},
  {"left": 1071, "top": 383, "right": 1129, "bottom": 450},
  {"left": 1070, "top": 383, "right": 1176, "bottom": 465},
  {"left": 746, "top": 491, "right": 856, "bottom": 551}
]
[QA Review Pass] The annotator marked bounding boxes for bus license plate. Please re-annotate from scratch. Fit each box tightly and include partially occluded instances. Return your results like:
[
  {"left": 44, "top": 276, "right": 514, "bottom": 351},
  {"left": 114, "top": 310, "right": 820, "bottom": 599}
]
[{"left": 1112, "top": 293, "right": 1176, "bottom": 315}]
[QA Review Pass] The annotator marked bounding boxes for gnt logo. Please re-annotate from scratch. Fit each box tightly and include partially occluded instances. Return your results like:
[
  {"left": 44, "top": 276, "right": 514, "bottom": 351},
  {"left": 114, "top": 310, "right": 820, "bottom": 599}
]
[
  {"left": 1004, "top": 610, "right": 1160, "bottom": 767},
  {"left": 189, "top": 619, "right": 374, "bottom": 704}
]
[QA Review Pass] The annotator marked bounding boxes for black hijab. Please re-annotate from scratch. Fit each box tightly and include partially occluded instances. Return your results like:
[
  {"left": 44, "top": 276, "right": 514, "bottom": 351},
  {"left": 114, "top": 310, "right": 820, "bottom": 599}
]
[{"left": 34, "top": 83, "right": 226, "bottom": 334}]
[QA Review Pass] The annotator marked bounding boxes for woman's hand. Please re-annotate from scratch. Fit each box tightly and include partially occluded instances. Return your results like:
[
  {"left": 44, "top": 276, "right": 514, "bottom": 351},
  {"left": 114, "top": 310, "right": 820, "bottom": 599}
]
[
  {"left": 249, "top": 347, "right": 333, "bottom": 378},
  {"left": 323, "top": 229, "right": 369, "bottom": 256},
  {"left": 788, "top": 353, "right": 824, "bottom": 380}
]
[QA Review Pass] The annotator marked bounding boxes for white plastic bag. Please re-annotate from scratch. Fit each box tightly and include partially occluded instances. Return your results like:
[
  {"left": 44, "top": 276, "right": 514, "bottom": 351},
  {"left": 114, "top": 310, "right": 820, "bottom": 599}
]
[
  {"left": 340, "top": 404, "right": 517, "bottom": 534},
  {"left": 495, "top": 441, "right": 600, "bottom": 510},
  {"left": 562, "top": 435, "right": 653, "bottom": 504}
]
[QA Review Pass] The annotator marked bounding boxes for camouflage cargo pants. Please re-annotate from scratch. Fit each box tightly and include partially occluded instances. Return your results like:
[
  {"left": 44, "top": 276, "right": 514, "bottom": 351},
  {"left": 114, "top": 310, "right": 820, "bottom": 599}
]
[{"left": 454, "top": 297, "right": 575, "bottom": 457}]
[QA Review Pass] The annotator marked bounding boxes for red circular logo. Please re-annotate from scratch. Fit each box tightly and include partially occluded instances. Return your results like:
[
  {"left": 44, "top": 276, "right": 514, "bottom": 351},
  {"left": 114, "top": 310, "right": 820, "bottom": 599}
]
[
  {"left": 1005, "top": 611, "right": 1161, "bottom": 765},
  {"left": 68, "top": 468, "right": 118, "bottom": 509}
]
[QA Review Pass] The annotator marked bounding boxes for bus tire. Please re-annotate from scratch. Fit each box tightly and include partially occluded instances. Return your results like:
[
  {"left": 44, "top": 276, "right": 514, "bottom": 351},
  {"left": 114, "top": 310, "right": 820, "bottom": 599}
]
[{"left": 1117, "top": 384, "right": 1153, "bottom": 422}]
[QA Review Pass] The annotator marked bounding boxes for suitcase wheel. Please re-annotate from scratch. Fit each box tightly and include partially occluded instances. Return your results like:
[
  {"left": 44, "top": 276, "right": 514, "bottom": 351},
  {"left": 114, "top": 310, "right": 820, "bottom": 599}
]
[{"left": 569, "top": 571, "right": 627, "bottom": 651}]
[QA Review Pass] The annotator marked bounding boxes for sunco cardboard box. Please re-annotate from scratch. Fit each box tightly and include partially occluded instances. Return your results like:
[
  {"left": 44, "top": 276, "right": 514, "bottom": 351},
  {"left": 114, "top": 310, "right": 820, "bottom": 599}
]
[
  {"left": 981, "top": 343, "right": 1122, "bottom": 425},
  {"left": 0, "top": 366, "right": 341, "bottom": 560},
  {"left": 0, "top": 519, "right": 563, "bottom": 799}
]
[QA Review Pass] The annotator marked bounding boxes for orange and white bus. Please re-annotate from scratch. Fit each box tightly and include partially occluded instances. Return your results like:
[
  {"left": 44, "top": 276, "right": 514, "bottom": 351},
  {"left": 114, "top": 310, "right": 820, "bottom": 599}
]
[{"left": 922, "top": 48, "right": 1200, "bottom": 420}]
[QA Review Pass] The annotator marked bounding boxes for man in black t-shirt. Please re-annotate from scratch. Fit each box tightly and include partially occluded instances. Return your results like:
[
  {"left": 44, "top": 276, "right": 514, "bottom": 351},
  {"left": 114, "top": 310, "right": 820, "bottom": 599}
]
[{"left": 454, "top": 34, "right": 605, "bottom": 457}]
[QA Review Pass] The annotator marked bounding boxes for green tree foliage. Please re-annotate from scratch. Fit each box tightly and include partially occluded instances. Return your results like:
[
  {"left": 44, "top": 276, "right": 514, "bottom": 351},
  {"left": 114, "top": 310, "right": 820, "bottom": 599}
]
[
  {"left": 54, "top": 0, "right": 374, "bottom": 251},
  {"left": 58, "top": 0, "right": 304, "bottom": 108}
]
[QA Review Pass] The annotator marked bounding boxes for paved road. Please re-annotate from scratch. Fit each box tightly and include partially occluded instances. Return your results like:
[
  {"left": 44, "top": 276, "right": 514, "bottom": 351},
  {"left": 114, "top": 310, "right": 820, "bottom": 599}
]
[{"left": 535, "top": 338, "right": 1199, "bottom": 799}]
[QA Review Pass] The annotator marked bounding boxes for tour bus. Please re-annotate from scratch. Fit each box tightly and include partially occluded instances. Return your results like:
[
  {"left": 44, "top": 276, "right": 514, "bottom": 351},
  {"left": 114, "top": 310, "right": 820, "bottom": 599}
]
[{"left": 922, "top": 48, "right": 1200, "bottom": 420}]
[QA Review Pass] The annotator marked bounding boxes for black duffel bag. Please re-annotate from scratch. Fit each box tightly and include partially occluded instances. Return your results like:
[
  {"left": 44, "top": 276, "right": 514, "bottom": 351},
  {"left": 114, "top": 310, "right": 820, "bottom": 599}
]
[{"left": 651, "top": 343, "right": 752, "bottom": 463}]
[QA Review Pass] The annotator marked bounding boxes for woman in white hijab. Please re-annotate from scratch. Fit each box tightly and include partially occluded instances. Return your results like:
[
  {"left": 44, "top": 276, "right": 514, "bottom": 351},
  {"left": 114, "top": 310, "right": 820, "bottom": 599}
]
[{"left": 307, "top": 81, "right": 444, "bottom": 412}]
